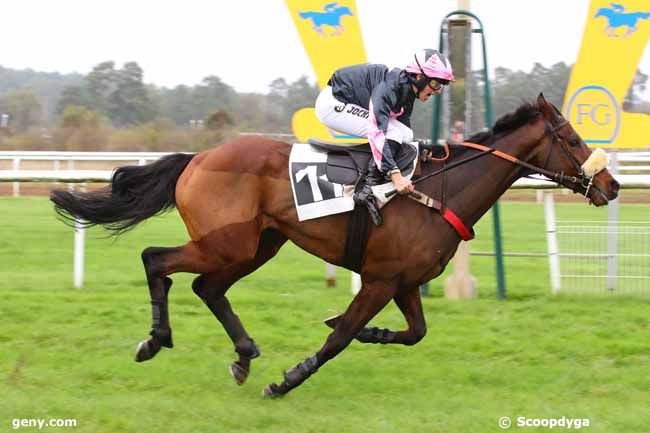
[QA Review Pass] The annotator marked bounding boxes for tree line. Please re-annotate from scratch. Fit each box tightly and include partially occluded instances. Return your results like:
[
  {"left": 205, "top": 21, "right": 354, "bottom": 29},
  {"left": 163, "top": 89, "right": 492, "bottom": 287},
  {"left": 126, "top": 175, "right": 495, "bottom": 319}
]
[{"left": 0, "top": 60, "right": 647, "bottom": 151}]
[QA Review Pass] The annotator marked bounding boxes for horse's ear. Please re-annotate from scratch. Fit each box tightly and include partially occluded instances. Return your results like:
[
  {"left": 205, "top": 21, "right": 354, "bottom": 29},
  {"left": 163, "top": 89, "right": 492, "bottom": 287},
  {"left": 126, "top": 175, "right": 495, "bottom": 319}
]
[{"left": 536, "top": 93, "right": 554, "bottom": 120}]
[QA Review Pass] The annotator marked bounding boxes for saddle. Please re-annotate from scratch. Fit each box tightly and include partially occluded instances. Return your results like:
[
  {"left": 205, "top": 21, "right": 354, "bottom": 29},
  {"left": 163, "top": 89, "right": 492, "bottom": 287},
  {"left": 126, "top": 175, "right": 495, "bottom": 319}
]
[
  {"left": 307, "top": 139, "right": 418, "bottom": 273},
  {"left": 308, "top": 139, "right": 417, "bottom": 185}
]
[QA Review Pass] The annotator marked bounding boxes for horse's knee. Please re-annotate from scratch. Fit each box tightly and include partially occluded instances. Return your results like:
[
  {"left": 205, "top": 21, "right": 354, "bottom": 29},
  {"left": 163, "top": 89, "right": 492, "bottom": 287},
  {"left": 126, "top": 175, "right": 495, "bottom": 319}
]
[
  {"left": 403, "top": 324, "right": 427, "bottom": 346},
  {"left": 192, "top": 274, "right": 228, "bottom": 301}
]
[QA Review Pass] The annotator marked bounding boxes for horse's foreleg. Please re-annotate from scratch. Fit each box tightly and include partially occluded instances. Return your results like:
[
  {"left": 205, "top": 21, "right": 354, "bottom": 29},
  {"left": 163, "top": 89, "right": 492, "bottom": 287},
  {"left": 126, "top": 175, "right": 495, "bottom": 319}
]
[
  {"left": 324, "top": 288, "right": 426, "bottom": 345},
  {"left": 263, "top": 280, "right": 397, "bottom": 397},
  {"left": 192, "top": 229, "right": 287, "bottom": 385}
]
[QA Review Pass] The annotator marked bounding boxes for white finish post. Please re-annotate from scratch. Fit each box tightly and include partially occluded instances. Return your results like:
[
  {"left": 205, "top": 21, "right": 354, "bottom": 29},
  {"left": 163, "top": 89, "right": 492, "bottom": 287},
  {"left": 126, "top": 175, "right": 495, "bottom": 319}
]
[
  {"left": 607, "top": 152, "right": 619, "bottom": 292},
  {"left": 12, "top": 158, "right": 20, "bottom": 197},
  {"left": 544, "top": 191, "right": 561, "bottom": 293},
  {"left": 73, "top": 184, "right": 86, "bottom": 288},
  {"left": 325, "top": 263, "right": 336, "bottom": 287},
  {"left": 444, "top": 241, "right": 476, "bottom": 299},
  {"left": 74, "top": 220, "right": 85, "bottom": 289},
  {"left": 351, "top": 272, "right": 361, "bottom": 295}
]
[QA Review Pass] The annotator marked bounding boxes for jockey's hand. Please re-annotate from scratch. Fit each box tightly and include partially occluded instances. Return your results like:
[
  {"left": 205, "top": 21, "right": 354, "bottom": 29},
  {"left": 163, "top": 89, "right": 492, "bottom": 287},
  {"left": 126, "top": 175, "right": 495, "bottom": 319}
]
[{"left": 390, "top": 172, "right": 414, "bottom": 195}]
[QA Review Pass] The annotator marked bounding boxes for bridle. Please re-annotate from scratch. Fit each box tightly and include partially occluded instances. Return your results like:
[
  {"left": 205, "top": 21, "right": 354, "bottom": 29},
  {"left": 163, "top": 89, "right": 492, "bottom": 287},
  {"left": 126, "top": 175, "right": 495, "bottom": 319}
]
[
  {"left": 424, "top": 118, "right": 600, "bottom": 198},
  {"left": 389, "top": 117, "right": 605, "bottom": 200},
  {"left": 540, "top": 118, "right": 596, "bottom": 197},
  {"left": 384, "top": 115, "right": 608, "bottom": 240}
]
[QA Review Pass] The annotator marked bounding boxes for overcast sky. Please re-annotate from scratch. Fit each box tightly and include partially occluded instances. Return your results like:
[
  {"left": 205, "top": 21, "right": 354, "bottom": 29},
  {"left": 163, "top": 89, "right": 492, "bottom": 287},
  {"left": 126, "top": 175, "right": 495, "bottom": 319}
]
[{"left": 1, "top": 0, "right": 647, "bottom": 93}]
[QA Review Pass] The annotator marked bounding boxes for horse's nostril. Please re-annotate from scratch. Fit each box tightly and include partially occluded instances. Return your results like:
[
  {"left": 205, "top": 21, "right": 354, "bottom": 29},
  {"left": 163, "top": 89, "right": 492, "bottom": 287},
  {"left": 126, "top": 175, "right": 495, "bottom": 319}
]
[{"left": 610, "top": 179, "right": 620, "bottom": 197}]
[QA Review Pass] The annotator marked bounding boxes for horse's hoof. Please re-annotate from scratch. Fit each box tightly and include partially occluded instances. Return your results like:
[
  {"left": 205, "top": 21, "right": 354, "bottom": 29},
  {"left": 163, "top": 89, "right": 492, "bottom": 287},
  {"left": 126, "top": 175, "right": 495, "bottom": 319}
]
[
  {"left": 262, "top": 383, "right": 284, "bottom": 398},
  {"left": 134, "top": 339, "right": 160, "bottom": 362},
  {"left": 229, "top": 361, "right": 249, "bottom": 385}
]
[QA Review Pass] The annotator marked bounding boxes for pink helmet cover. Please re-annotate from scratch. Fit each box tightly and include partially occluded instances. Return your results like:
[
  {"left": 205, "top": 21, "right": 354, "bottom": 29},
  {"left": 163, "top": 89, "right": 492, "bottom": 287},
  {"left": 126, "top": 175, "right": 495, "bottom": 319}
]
[{"left": 404, "top": 49, "right": 455, "bottom": 82}]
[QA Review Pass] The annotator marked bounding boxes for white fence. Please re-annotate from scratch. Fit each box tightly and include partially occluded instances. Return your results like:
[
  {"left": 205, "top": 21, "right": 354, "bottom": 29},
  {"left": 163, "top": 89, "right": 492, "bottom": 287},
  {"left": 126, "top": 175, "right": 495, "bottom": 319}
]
[
  {"left": 554, "top": 222, "right": 650, "bottom": 294},
  {"left": 1, "top": 150, "right": 649, "bottom": 292},
  {"left": 0, "top": 151, "right": 173, "bottom": 287},
  {"left": 0, "top": 151, "right": 173, "bottom": 196}
]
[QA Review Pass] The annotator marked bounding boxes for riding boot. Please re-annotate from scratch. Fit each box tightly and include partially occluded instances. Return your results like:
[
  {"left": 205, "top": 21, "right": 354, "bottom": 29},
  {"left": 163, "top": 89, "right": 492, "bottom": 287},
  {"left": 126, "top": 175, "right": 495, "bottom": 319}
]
[{"left": 353, "top": 159, "right": 383, "bottom": 226}]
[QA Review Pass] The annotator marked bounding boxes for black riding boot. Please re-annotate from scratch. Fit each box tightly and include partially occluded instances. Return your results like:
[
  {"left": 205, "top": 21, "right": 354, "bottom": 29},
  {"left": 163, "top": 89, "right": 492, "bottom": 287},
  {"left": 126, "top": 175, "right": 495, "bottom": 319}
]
[{"left": 354, "top": 159, "right": 384, "bottom": 226}]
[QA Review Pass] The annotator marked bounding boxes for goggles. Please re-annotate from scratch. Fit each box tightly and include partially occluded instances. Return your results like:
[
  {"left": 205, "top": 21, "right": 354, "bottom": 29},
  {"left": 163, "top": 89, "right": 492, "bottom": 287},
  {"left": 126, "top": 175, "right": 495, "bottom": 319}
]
[
  {"left": 427, "top": 80, "right": 443, "bottom": 92},
  {"left": 413, "top": 53, "right": 450, "bottom": 92}
]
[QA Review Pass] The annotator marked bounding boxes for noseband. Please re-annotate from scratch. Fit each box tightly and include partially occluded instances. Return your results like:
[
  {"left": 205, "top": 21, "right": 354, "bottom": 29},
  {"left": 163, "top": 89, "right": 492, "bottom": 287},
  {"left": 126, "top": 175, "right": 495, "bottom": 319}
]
[{"left": 542, "top": 119, "right": 595, "bottom": 197}]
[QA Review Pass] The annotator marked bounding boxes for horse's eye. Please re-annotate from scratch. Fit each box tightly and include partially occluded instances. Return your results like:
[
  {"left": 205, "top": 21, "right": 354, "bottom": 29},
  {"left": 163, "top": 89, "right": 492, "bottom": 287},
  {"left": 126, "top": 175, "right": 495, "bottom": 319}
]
[{"left": 568, "top": 138, "right": 580, "bottom": 147}]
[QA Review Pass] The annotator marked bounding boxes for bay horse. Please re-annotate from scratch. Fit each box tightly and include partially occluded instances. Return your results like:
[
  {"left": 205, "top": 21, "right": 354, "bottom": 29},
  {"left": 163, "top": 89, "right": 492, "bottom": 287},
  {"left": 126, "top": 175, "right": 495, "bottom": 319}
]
[{"left": 51, "top": 94, "right": 619, "bottom": 397}]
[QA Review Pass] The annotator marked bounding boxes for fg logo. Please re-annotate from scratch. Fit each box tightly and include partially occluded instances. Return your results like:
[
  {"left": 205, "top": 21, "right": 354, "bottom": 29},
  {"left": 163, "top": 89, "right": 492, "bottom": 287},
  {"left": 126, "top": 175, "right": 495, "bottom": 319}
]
[{"left": 565, "top": 85, "right": 620, "bottom": 144}]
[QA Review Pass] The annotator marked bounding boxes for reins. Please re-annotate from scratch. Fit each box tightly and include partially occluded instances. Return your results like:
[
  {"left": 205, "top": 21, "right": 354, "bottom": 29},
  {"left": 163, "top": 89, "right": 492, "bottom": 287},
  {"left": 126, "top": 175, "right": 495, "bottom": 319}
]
[
  {"left": 387, "top": 118, "right": 593, "bottom": 198},
  {"left": 454, "top": 124, "right": 583, "bottom": 185},
  {"left": 385, "top": 147, "right": 495, "bottom": 198}
]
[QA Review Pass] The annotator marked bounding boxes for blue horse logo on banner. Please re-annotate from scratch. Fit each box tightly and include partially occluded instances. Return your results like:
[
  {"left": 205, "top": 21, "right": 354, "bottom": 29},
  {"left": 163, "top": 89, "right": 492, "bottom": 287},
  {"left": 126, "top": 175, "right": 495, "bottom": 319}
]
[
  {"left": 595, "top": 3, "right": 649, "bottom": 36},
  {"left": 299, "top": 2, "right": 353, "bottom": 36}
]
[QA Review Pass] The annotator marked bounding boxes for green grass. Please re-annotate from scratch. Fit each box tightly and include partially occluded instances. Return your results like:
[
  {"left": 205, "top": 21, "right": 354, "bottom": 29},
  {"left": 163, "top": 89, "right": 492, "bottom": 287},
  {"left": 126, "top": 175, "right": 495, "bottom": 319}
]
[{"left": 1, "top": 197, "right": 649, "bottom": 433}]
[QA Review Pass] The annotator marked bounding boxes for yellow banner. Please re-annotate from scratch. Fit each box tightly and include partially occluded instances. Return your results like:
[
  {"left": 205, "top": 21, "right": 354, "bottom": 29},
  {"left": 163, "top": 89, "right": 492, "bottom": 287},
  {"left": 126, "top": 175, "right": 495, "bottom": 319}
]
[
  {"left": 563, "top": 0, "right": 650, "bottom": 148},
  {"left": 285, "top": 0, "right": 367, "bottom": 142}
]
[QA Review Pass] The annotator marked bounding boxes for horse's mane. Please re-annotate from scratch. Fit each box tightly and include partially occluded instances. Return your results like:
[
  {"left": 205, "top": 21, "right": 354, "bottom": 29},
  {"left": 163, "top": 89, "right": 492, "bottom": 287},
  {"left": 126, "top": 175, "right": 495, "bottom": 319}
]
[
  {"left": 419, "top": 101, "right": 543, "bottom": 179},
  {"left": 466, "top": 102, "right": 541, "bottom": 144},
  {"left": 447, "top": 101, "right": 542, "bottom": 158}
]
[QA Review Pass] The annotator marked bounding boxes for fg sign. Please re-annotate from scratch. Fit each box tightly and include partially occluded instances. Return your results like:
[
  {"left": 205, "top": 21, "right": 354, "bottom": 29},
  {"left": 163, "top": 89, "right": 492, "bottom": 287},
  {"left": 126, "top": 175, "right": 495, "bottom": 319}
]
[{"left": 565, "top": 85, "right": 621, "bottom": 144}]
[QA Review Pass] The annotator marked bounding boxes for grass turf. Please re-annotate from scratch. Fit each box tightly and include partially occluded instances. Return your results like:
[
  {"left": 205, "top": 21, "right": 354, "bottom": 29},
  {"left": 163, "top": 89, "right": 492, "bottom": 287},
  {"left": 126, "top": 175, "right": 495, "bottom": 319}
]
[{"left": 1, "top": 197, "right": 648, "bottom": 433}]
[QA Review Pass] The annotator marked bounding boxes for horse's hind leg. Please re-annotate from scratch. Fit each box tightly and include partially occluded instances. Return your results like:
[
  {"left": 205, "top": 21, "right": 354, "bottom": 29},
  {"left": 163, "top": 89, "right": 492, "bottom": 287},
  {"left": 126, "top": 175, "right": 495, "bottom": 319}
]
[
  {"left": 324, "top": 288, "right": 426, "bottom": 346},
  {"left": 135, "top": 247, "right": 178, "bottom": 362},
  {"left": 192, "top": 229, "right": 287, "bottom": 385},
  {"left": 135, "top": 243, "right": 213, "bottom": 362},
  {"left": 264, "top": 280, "right": 397, "bottom": 397}
]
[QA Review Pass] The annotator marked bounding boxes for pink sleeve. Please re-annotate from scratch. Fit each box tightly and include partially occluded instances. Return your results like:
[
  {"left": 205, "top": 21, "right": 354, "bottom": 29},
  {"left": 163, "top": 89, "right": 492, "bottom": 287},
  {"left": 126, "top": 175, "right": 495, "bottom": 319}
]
[{"left": 368, "top": 100, "right": 386, "bottom": 168}]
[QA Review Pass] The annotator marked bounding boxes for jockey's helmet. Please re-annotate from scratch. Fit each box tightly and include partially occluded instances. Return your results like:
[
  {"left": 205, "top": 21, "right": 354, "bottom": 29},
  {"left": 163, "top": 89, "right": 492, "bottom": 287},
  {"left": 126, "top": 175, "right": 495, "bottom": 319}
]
[{"left": 405, "top": 49, "right": 455, "bottom": 93}]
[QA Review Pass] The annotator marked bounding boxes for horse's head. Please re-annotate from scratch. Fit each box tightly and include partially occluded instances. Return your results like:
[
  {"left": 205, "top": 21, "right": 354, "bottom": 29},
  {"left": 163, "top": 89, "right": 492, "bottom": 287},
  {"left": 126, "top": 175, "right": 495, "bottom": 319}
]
[
  {"left": 336, "top": 6, "right": 353, "bottom": 17},
  {"left": 595, "top": 7, "right": 612, "bottom": 18},
  {"left": 534, "top": 93, "right": 619, "bottom": 206}
]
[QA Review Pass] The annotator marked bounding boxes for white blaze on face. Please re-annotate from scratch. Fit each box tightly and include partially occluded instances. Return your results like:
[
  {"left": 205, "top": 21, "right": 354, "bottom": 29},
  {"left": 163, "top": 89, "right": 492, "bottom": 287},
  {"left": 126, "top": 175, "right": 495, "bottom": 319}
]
[{"left": 581, "top": 148, "right": 609, "bottom": 177}]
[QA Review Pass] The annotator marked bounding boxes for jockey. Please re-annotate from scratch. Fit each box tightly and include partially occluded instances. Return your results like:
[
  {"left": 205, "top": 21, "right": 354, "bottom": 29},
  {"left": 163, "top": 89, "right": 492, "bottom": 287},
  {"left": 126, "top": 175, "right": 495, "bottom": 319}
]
[{"left": 315, "top": 49, "right": 454, "bottom": 226}]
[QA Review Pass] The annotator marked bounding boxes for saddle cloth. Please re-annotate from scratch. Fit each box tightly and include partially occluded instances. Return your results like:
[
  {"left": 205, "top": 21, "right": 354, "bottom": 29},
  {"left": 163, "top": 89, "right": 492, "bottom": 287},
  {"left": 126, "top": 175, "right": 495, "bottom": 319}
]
[{"left": 289, "top": 142, "right": 419, "bottom": 221}]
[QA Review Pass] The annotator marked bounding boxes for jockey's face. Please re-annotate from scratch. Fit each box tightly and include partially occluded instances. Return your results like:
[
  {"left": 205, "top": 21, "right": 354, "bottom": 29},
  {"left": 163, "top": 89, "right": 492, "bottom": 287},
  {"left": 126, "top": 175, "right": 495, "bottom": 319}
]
[{"left": 414, "top": 74, "right": 443, "bottom": 102}]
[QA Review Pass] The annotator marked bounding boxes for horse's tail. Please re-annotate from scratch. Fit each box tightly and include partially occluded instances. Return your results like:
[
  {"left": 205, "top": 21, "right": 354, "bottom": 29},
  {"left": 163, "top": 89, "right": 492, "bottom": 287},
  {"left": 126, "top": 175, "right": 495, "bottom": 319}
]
[{"left": 51, "top": 153, "right": 194, "bottom": 235}]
